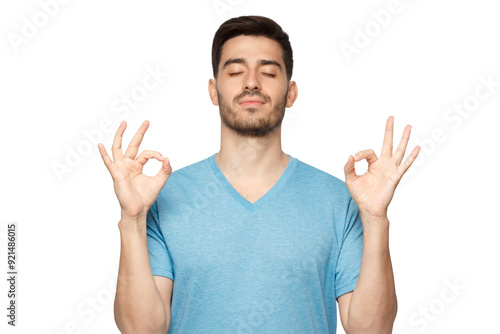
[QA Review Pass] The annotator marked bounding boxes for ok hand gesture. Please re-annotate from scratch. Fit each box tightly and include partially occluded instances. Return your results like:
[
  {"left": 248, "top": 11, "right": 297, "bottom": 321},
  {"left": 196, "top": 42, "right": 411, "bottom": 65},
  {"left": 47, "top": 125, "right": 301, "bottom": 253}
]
[
  {"left": 344, "top": 116, "right": 420, "bottom": 220},
  {"left": 98, "top": 120, "right": 172, "bottom": 224}
]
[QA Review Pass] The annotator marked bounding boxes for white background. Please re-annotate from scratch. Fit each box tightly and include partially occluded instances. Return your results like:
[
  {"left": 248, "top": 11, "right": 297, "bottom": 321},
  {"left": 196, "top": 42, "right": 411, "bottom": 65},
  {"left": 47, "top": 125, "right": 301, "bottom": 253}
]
[{"left": 1, "top": 0, "right": 499, "bottom": 333}]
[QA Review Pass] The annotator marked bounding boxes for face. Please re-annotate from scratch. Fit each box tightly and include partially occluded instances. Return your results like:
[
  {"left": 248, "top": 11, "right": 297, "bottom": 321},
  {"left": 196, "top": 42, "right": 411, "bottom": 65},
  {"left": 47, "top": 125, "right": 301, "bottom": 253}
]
[{"left": 209, "top": 35, "right": 297, "bottom": 138}]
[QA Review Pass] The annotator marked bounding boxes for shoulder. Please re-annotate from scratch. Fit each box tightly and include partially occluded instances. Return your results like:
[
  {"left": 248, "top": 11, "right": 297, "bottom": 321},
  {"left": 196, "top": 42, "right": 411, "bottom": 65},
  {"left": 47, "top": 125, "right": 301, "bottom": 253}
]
[
  {"left": 169, "top": 155, "right": 211, "bottom": 181},
  {"left": 157, "top": 154, "right": 213, "bottom": 199},
  {"left": 291, "top": 157, "right": 358, "bottom": 235},
  {"left": 293, "top": 157, "right": 350, "bottom": 197}
]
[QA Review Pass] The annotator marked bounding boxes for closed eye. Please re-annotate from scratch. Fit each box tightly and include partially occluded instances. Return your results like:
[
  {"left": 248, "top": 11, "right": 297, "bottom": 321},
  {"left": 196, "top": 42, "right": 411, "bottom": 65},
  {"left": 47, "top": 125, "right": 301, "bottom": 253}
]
[{"left": 229, "top": 72, "right": 276, "bottom": 78}]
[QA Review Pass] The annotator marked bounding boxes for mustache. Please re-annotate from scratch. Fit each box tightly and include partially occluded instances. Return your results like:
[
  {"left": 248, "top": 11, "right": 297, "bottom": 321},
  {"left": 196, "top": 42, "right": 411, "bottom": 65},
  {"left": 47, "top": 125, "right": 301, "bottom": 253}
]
[{"left": 233, "top": 91, "right": 271, "bottom": 104}]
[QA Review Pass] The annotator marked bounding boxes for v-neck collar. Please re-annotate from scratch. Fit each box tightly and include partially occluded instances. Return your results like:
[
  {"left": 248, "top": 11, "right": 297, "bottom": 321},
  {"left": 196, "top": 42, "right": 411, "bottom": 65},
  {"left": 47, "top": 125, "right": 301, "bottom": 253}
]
[{"left": 208, "top": 153, "right": 297, "bottom": 212}]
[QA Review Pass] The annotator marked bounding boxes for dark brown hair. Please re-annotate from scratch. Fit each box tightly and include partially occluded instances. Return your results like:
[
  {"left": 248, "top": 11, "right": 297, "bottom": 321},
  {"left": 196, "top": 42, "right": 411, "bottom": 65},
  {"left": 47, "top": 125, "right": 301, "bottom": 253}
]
[{"left": 211, "top": 15, "right": 293, "bottom": 81}]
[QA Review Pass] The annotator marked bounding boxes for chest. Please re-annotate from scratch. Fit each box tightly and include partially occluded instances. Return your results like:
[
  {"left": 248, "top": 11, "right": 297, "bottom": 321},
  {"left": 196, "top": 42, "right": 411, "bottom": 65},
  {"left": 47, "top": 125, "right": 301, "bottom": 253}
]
[{"left": 162, "top": 207, "right": 338, "bottom": 282}]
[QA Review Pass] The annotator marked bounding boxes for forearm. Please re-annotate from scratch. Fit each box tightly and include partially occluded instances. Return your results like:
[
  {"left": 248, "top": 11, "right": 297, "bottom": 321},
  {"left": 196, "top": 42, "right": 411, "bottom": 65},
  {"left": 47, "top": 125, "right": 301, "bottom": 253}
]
[
  {"left": 346, "top": 214, "right": 397, "bottom": 334},
  {"left": 114, "top": 215, "right": 168, "bottom": 334}
]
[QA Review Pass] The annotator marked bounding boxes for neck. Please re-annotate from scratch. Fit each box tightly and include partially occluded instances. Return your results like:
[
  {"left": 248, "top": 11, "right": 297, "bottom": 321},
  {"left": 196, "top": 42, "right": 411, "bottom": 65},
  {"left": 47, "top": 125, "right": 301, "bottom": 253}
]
[{"left": 215, "top": 122, "right": 289, "bottom": 183}]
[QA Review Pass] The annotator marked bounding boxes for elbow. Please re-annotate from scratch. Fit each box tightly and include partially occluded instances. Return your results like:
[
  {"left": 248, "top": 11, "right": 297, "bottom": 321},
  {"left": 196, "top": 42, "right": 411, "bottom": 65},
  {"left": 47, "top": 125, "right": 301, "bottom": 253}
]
[
  {"left": 347, "top": 320, "right": 395, "bottom": 334},
  {"left": 115, "top": 316, "right": 167, "bottom": 334},
  {"left": 346, "top": 298, "right": 398, "bottom": 334},
  {"left": 114, "top": 299, "right": 168, "bottom": 334}
]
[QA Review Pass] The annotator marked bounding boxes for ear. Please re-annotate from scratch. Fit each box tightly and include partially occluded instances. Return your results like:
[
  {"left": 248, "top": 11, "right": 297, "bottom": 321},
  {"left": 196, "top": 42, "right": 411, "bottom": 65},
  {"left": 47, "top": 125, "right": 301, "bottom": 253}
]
[
  {"left": 208, "top": 78, "right": 219, "bottom": 106},
  {"left": 286, "top": 81, "right": 298, "bottom": 108}
]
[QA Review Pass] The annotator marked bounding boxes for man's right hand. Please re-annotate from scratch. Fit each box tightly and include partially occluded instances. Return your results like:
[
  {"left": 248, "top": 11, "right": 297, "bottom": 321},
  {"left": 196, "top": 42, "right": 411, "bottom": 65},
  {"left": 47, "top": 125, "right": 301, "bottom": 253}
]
[{"left": 98, "top": 120, "right": 172, "bottom": 228}]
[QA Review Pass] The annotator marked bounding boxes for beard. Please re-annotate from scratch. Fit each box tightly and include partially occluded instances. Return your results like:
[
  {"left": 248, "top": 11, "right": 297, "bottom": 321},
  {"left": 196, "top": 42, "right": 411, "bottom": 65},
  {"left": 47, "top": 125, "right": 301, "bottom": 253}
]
[{"left": 217, "top": 89, "right": 288, "bottom": 138}]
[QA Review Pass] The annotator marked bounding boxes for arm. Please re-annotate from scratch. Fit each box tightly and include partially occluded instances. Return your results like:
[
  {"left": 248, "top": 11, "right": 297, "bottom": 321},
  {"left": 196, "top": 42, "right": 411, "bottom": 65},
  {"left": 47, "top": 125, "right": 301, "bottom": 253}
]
[
  {"left": 337, "top": 215, "right": 396, "bottom": 334},
  {"left": 98, "top": 120, "right": 173, "bottom": 333},
  {"left": 115, "top": 215, "right": 171, "bottom": 333},
  {"left": 340, "top": 116, "right": 420, "bottom": 333}
]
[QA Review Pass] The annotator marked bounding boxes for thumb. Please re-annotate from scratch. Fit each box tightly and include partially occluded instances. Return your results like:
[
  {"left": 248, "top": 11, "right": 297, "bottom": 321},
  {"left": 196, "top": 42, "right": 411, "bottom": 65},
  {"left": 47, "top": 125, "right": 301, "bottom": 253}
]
[
  {"left": 154, "top": 157, "right": 172, "bottom": 184},
  {"left": 344, "top": 155, "right": 357, "bottom": 183}
]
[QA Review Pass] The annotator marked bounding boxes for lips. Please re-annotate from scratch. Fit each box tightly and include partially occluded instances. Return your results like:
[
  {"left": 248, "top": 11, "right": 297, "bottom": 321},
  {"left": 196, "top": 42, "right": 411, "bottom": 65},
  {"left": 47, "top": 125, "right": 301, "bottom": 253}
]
[
  {"left": 238, "top": 98, "right": 266, "bottom": 106},
  {"left": 239, "top": 101, "right": 264, "bottom": 107}
]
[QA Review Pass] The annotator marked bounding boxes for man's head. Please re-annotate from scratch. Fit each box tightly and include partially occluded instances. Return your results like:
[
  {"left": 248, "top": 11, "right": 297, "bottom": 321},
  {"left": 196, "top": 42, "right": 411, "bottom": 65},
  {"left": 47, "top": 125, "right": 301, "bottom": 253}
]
[
  {"left": 211, "top": 15, "right": 293, "bottom": 82},
  {"left": 209, "top": 16, "right": 298, "bottom": 138}
]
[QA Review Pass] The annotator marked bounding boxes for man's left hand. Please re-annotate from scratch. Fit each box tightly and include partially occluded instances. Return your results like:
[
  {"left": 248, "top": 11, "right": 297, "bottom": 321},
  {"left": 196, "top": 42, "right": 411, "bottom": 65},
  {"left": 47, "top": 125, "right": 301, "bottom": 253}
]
[{"left": 344, "top": 116, "right": 421, "bottom": 220}]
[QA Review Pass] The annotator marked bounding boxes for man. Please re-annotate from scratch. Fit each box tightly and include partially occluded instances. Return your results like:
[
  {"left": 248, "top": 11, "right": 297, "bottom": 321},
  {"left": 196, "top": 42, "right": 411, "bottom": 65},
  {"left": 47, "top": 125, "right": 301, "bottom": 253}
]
[{"left": 98, "top": 15, "right": 420, "bottom": 334}]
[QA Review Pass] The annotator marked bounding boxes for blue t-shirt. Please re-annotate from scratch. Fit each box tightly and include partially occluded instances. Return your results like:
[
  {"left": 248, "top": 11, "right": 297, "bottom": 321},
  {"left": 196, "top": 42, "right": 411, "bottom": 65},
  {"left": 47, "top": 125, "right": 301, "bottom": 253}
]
[{"left": 147, "top": 153, "right": 363, "bottom": 333}]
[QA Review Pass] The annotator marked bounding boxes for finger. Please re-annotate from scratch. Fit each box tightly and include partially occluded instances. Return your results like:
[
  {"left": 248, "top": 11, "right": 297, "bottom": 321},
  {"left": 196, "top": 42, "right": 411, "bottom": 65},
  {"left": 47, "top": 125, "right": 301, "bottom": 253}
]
[
  {"left": 135, "top": 150, "right": 164, "bottom": 166},
  {"left": 344, "top": 155, "right": 357, "bottom": 183},
  {"left": 154, "top": 157, "right": 173, "bottom": 185},
  {"left": 98, "top": 143, "right": 118, "bottom": 178},
  {"left": 398, "top": 146, "right": 421, "bottom": 175},
  {"left": 124, "top": 120, "right": 149, "bottom": 159},
  {"left": 354, "top": 149, "right": 378, "bottom": 165},
  {"left": 381, "top": 116, "right": 394, "bottom": 158},
  {"left": 393, "top": 125, "right": 412, "bottom": 165},
  {"left": 111, "top": 121, "right": 127, "bottom": 160}
]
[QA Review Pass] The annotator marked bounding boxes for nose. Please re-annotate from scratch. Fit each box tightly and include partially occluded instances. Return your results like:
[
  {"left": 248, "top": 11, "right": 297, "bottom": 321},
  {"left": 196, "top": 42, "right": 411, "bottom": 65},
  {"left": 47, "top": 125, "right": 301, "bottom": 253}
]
[{"left": 243, "top": 70, "right": 261, "bottom": 91}]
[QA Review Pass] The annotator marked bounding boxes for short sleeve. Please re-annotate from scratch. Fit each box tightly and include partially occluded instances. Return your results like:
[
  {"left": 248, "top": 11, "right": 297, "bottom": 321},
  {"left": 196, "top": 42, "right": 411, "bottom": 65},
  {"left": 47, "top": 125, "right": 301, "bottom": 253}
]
[
  {"left": 334, "top": 197, "right": 363, "bottom": 298},
  {"left": 146, "top": 200, "right": 174, "bottom": 280}
]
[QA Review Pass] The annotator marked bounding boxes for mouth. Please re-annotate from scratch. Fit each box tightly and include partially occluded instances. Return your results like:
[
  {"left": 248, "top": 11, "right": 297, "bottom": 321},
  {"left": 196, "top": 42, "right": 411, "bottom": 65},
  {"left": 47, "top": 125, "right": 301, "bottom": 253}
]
[{"left": 238, "top": 101, "right": 265, "bottom": 107}]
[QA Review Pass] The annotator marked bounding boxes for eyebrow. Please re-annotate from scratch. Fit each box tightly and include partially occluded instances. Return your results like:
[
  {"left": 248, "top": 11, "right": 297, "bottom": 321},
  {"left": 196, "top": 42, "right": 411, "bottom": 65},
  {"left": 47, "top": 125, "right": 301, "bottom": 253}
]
[{"left": 222, "top": 58, "right": 282, "bottom": 71}]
